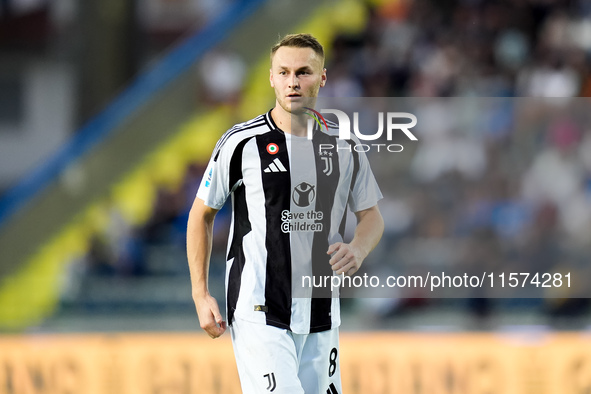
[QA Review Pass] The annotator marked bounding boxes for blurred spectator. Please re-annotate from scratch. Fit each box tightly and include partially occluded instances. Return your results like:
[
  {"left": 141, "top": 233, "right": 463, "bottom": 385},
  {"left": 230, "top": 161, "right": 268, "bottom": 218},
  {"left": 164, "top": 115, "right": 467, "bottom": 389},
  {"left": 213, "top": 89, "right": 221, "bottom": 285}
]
[
  {"left": 521, "top": 117, "right": 590, "bottom": 242},
  {"left": 198, "top": 48, "right": 246, "bottom": 105}
]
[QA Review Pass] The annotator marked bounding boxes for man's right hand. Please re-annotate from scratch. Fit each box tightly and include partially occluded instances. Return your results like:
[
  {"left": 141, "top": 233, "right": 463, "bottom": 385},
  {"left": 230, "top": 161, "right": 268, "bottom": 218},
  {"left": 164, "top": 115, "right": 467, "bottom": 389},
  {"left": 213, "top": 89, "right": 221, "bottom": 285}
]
[{"left": 194, "top": 293, "right": 227, "bottom": 338}]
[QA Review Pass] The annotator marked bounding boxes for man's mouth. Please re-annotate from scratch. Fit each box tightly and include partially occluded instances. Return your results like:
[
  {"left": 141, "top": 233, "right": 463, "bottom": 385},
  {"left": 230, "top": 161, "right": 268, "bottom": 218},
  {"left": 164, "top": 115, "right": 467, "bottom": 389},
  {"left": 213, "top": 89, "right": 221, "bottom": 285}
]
[{"left": 287, "top": 93, "right": 301, "bottom": 98}]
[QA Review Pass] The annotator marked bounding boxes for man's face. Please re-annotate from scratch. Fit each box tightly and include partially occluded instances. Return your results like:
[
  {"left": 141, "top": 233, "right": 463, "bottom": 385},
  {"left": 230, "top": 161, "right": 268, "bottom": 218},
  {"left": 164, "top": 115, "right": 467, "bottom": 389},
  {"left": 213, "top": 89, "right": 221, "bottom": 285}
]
[{"left": 270, "top": 46, "right": 326, "bottom": 114}]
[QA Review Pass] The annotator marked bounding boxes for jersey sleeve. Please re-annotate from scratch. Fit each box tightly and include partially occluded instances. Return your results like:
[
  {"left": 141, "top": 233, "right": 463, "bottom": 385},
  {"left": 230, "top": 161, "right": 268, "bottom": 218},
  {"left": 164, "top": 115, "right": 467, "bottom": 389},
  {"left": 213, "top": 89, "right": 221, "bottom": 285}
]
[
  {"left": 196, "top": 141, "right": 235, "bottom": 210},
  {"left": 348, "top": 149, "right": 383, "bottom": 212}
]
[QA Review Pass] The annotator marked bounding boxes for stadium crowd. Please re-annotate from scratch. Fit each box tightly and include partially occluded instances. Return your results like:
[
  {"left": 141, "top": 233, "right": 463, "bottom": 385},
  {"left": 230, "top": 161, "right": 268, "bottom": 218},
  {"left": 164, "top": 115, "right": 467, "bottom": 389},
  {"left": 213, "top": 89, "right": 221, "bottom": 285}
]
[{"left": 67, "top": 0, "right": 591, "bottom": 328}]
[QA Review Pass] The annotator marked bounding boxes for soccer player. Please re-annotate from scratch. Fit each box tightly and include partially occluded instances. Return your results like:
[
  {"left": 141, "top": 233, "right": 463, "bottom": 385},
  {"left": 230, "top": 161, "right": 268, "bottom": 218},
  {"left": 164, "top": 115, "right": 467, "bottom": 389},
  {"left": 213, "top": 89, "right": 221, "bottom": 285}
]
[{"left": 187, "top": 33, "right": 384, "bottom": 393}]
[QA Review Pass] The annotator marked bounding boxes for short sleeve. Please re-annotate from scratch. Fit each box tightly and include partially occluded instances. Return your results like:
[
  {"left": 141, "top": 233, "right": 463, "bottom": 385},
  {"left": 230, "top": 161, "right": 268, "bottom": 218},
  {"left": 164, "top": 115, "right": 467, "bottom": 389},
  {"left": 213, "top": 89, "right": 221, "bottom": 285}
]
[
  {"left": 348, "top": 150, "right": 383, "bottom": 212},
  {"left": 196, "top": 143, "right": 234, "bottom": 210}
]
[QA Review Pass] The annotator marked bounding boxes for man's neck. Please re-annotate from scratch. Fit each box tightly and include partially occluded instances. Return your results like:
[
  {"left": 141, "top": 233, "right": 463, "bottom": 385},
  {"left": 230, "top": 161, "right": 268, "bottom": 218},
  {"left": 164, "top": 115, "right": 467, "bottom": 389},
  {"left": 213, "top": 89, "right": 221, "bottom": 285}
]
[{"left": 270, "top": 105, "right": 309, "bottom": 137}]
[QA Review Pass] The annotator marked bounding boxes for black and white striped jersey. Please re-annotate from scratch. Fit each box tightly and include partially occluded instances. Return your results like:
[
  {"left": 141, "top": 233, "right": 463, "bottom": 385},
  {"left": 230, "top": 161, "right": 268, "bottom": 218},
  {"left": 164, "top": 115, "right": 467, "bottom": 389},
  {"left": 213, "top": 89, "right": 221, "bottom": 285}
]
[{"left": 197, "top": 110, "right": 382, "bottom": 334}]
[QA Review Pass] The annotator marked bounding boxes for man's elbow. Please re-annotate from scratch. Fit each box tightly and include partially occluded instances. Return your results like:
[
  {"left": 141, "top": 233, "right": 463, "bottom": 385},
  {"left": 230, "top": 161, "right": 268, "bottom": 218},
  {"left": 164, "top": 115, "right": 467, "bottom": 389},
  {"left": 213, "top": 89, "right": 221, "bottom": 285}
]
[
  {"left": 371, "top": 206, "right": 385, "bottom": 235},
  {"left": 358, "top": 205, "right": 382, "bottom": 222},
  {"left": 188, "top": 198, "right": 218, "bottom": 225}
]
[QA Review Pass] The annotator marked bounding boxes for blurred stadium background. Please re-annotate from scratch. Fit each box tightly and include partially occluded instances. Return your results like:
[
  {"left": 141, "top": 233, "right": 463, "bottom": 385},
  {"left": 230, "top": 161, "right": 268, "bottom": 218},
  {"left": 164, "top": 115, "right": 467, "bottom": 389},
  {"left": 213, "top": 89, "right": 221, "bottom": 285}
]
[{"left": 1, "top": 0, "right": 591, "bottom": 392}]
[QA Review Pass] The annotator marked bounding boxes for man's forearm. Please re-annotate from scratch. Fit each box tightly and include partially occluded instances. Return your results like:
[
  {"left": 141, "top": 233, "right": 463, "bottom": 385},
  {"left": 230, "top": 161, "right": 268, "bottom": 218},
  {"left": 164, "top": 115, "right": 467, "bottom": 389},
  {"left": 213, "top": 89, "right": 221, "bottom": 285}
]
[
  {"left": 186, "top": 198, "right": 217, "bottom": 299},
  {"left": 350, "top": 205, "right": 384, "bottom": 259},
  {"left": 187, "top": 198, "right": 226, "bottom": 337},
  {"left": 328, "top": 205, "right": 384, "bottom": 276}
]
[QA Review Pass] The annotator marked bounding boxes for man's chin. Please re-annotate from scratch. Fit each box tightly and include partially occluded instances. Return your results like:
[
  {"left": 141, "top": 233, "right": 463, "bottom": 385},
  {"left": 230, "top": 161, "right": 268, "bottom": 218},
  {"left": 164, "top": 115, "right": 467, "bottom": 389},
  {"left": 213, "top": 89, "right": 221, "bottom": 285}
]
[
  {"left": 289, "top": 105, "right": 307, "bottom": 115},
  {"left": 288, "top": 100, "right": 315, "bottom": 115}
]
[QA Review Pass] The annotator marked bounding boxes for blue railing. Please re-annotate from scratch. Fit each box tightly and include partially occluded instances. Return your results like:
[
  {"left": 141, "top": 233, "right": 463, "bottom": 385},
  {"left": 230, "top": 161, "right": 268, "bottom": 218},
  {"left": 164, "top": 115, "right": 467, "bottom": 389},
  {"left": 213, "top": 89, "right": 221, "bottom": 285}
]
[{"left": 0, "top": 0, "right": 266, "bottom": 228}]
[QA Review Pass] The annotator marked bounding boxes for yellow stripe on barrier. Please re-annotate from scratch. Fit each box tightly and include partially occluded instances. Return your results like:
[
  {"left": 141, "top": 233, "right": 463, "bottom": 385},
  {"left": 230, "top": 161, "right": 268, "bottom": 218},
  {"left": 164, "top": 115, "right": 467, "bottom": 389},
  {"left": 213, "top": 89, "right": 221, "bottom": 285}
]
[{"left": 1, "top": 332, "right": 591, "bottom": 393}]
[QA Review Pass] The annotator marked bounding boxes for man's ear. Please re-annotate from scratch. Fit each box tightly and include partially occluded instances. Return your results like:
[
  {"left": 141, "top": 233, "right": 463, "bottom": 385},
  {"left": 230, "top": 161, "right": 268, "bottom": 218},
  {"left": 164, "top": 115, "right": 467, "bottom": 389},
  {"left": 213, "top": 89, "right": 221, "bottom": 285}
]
[
  {"left": 320, "top": 68, "right": 327, "bottom": 87},
  {"left": 270, "top": 69, "right": 274, "bottom": 88}
]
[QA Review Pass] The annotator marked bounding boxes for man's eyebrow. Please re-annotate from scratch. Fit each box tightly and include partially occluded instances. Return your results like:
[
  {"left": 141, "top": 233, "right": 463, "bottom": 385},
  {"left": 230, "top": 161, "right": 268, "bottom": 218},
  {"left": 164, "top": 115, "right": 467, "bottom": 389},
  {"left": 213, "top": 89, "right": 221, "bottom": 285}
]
[{"left": 277, "top": 65, "right": 314, "bottom": 71}]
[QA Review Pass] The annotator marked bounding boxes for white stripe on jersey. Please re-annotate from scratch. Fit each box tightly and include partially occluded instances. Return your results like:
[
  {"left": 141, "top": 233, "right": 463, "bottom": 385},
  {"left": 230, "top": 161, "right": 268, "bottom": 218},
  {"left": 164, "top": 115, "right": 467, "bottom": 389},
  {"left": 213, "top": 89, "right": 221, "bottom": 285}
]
[
  {"left": 234, "top": 138, "right": 268, "bottom": 326},
  {"left": 287, "top": 133, "right": 317, "bottom": 333}
]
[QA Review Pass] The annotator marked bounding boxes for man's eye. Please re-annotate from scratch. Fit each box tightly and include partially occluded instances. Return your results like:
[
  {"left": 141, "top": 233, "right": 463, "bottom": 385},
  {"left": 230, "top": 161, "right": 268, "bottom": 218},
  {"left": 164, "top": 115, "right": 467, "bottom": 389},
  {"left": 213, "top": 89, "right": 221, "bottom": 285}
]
[{"left": 279, "top": 71, "right": 287, "bottom": 75}]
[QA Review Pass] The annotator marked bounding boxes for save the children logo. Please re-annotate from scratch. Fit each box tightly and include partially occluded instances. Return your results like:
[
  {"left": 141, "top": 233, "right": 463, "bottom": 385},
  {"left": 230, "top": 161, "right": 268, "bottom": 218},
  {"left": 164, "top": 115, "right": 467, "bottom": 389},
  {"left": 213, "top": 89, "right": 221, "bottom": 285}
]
[
  {"left": 282, "top": 182, "right": 323, "bottom": 233},
  {"left": 292, "top": 182, "right": 315, "bottom": 207}
]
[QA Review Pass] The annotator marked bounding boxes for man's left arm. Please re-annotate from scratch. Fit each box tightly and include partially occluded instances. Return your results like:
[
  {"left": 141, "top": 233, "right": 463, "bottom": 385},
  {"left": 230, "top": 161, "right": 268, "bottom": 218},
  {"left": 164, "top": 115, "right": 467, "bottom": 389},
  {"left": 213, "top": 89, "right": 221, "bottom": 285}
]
[{"left": 328, "top": 205, "right": 384, "bottom": 276}]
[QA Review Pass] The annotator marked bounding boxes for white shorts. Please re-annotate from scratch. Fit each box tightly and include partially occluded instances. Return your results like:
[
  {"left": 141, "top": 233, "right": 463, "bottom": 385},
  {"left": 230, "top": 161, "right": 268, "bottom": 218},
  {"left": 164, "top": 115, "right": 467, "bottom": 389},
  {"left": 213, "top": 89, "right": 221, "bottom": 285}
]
[{"left": 230, "top": 317, "right": 342, "bottom": 394}]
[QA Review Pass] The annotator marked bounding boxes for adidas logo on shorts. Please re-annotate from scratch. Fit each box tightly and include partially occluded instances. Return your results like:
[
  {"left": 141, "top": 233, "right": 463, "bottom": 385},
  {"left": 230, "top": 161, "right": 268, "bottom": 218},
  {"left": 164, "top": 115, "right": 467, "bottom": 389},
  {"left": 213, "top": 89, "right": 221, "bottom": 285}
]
[{"left": 263, "top": 158, "right": 287, "bottom": 173}]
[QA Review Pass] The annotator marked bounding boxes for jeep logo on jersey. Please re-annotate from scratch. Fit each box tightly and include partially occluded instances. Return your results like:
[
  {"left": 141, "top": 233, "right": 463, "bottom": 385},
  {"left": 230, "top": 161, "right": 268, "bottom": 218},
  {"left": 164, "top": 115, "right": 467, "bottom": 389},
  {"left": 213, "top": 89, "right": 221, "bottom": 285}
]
[
  {"left": 292, "top": 182, "right": 316, "bottom": 207},
  {"left": 306, "top": 109, "right": 418, "bottom": 141}
]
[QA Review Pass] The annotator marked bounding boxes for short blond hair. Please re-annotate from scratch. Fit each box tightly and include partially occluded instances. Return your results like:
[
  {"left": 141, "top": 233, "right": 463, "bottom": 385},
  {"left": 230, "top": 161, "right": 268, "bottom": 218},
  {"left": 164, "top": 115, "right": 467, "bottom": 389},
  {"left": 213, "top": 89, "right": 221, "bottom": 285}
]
[{"left": 270, "top": 33, "right": 325, "bottom": 63}]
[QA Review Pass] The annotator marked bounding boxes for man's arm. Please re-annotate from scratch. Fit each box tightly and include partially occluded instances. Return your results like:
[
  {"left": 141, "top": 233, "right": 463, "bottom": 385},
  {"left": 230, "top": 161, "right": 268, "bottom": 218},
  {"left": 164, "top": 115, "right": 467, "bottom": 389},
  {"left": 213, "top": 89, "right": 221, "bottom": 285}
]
[
  {"left": 187, "top": 196, "right": 226, "bottom": 338},
  {"left": 327, "top": 205, "right": 384, "bottom": 276}
]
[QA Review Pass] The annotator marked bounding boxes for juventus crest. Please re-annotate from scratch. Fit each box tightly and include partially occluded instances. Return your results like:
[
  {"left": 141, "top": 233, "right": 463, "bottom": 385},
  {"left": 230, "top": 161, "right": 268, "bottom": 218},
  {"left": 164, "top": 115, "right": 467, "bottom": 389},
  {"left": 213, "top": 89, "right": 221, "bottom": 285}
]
[{"left": 319, "top": 148, "right": 334, "bottom": 176}]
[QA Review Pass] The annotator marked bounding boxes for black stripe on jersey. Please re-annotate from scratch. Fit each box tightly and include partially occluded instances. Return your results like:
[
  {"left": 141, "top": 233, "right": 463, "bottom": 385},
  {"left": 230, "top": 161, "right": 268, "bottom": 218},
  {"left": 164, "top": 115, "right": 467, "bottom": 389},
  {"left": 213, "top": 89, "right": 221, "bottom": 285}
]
[
  {"left": 216, "top": 114, "right": 265, "bottom": 147},
  {"left": 338, "top": 141, "right": 360, "bottom": 238},
  {"left": 227, "top": 137, "right": 254, "bottom": 325},
  {"left": 215, "top": 115, "right": 265, "bottom": 152},
  {"left": 265, "top": 109, "right": 278, "bottom": 130},
  {"left": 349, "top": 141, "right": 360, "bottom": 191},
  {"left": 213, "top": 117, "right": 266, "bottom": 161},
  {"left": 310, "top": 132, "right": 341, "bottom": 333},
  {"left": 256, "top": 130, "right": 292, "bottom": 330}
]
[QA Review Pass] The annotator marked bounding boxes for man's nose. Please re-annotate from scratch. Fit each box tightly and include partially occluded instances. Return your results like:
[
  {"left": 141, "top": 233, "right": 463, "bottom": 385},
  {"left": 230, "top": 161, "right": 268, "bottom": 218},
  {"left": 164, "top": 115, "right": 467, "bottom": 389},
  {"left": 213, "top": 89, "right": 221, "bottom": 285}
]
[{"left": 288, "top": 74, "right": 299, "bottom": 88}]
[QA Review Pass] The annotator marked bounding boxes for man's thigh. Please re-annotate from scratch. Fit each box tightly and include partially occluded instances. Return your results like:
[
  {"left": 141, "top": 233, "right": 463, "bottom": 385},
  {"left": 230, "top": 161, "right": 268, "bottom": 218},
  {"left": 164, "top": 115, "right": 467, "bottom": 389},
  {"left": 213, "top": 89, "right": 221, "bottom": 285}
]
[{"left": 230, "top": 318, "right": 304, "bottom": 394}]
